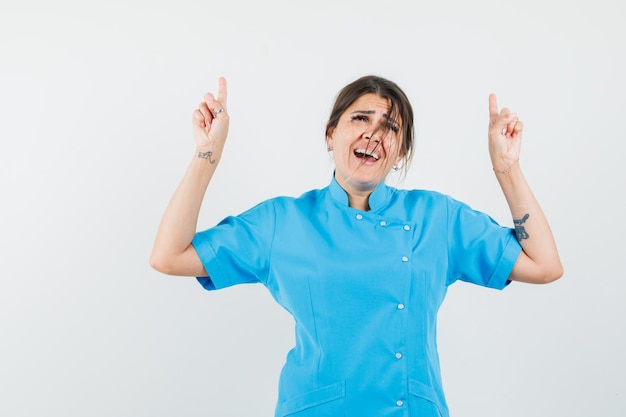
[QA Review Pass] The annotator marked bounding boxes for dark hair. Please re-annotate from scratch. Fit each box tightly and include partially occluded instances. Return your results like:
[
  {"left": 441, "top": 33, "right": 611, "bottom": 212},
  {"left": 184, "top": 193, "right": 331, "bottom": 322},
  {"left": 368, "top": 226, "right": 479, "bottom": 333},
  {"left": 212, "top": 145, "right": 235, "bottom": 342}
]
[{"left": 325, "top": 75, "right": 415, "bottom": 175}]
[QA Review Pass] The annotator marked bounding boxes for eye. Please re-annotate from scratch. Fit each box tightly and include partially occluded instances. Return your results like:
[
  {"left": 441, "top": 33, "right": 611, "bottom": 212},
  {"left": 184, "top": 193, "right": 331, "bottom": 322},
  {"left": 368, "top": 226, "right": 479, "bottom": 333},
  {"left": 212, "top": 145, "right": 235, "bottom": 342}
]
[
  {"left": 350, "top": 114, "right": 368, "bottom": 122},
  {"left": 381, "top": 121, "right": 400, "bottom": 134},
  {"left": 386, "top": 123, "right": 399, "bottom": 133}
]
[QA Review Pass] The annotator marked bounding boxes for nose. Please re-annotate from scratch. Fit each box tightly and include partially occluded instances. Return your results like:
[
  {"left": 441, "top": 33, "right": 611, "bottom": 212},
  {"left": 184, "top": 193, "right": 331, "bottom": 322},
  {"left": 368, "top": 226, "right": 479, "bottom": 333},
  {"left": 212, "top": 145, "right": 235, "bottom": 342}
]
[{"left": 364, "top": 133, "right": 380, "bottom": 142}]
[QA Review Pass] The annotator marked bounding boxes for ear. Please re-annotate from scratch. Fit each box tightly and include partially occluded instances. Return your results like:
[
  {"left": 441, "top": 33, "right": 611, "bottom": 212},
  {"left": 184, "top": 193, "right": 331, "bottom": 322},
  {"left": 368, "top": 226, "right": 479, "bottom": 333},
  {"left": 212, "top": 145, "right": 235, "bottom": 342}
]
[
  {"left": 395, "top": 148, "right": 406, "bottom": 165},
  {"left": 326, "top": 128, "right": 335, "bottom": 148}
]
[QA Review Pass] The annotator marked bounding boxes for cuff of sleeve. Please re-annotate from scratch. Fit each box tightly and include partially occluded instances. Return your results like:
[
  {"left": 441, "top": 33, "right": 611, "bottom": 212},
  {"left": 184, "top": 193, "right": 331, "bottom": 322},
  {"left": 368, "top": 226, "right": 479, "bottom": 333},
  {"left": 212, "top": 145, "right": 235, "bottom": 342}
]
[
  {"left": 486, "top": 230, "right": 523, "bottom": 290},
  {"left": 191, "top": 233, "right": 229, "bottom": 291}
]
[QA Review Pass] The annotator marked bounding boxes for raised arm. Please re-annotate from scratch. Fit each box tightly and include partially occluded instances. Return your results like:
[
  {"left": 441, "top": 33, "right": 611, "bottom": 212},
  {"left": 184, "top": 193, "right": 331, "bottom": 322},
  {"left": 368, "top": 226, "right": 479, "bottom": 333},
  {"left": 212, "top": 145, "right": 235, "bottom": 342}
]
[
  {"left": 149, "top": 77, "right": 229, "bottom": 276},
  {"left": 488, "top": 94, "right": 563, "bottom": 284}
]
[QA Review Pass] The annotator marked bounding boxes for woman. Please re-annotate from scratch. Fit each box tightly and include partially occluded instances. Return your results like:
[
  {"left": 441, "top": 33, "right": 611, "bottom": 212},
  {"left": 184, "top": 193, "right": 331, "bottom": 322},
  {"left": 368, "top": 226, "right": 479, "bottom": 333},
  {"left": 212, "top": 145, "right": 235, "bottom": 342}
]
[{"left": 150, "top": 75, "right": 563, "bottom": 417}]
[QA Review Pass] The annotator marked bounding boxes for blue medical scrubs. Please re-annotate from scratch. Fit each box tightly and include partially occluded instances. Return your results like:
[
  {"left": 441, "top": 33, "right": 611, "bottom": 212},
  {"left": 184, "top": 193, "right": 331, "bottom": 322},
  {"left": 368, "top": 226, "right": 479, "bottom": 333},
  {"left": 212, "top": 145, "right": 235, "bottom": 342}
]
[{"left": 192, "top": 176, "right": 522, "bottom": 417}]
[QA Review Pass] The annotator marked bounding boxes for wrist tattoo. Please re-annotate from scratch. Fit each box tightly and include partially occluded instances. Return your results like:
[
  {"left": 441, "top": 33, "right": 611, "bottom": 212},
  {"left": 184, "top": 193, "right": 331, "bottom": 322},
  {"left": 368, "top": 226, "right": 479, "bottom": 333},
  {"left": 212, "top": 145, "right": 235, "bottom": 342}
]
[
  {"left": 514, "top": 213, "right": 530, "bottom": 241},
  {"left": 197, "top": 150, "right": 215, "bottom": 164}
]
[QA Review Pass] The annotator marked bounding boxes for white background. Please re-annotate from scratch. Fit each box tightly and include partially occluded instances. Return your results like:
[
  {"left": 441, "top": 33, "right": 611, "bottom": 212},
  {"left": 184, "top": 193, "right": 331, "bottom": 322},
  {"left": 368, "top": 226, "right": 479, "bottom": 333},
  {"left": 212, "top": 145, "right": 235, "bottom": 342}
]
[{"left": 1, "top": 1, "right": 625, "bottom": 416}]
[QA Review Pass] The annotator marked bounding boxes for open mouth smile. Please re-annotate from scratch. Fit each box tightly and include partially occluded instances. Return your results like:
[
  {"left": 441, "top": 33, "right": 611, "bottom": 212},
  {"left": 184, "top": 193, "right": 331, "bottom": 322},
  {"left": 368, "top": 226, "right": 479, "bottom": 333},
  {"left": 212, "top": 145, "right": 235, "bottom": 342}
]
[{"left": 354, "top": 148, "right": 380, "bottom": 161}]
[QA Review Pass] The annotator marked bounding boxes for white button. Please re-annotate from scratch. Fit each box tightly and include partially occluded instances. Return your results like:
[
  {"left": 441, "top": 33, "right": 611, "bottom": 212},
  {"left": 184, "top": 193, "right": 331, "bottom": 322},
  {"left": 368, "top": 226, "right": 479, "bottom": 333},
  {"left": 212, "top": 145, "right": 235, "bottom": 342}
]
[
  {"left": 356, "top": 214, "right": 363, "bottom": 220},
  {"left": 395, "top": 352, "right": 403, "bottom": 359},
  {"left": 379, "top": 220, "right": 387, "bottom": 226},
  {"left": 396, "top": 400, "right": 404, "bottom": 407},
  {"left": 397, "top": 303, "right": 405, "bottom": 310},
  {"left": 403, "top": 225, "right": 411, "bottom": 231},
  {"left": 401, "top": 256, "right": 409, "bottom": 262}
]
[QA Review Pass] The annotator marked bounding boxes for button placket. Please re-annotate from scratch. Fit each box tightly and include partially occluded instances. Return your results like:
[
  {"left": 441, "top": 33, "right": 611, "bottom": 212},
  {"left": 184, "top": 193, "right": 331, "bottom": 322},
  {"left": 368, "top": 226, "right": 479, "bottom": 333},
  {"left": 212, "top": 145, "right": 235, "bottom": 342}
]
[
  {"left": 392, "top": 298, "right": 407, "bottom": 404},
  {"left": 396, "top": 229, "right": 411, "bottom": 410}
]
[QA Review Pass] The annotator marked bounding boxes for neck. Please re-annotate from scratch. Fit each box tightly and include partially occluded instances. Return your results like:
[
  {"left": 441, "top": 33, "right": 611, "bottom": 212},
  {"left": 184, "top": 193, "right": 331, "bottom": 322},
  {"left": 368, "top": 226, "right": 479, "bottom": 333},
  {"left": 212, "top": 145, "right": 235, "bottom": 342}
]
[
  {"left": 333, "top": 172, "right": 378, "bottom": 211},
  {"left": 347, "top": 193, "right": 371, "bottom": 211}
]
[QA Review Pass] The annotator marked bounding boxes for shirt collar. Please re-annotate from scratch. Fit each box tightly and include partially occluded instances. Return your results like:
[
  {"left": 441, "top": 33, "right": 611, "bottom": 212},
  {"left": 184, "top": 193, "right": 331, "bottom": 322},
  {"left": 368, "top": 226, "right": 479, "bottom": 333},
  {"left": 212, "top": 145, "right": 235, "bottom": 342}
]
[{"left": 328, "top": 174, "right": 391, "bottom": 212}]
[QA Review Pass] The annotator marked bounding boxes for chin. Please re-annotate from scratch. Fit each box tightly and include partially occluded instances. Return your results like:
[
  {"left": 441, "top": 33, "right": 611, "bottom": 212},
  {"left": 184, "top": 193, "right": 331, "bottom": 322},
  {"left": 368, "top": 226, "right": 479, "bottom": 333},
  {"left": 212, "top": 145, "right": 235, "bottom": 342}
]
[
  {"left": 335, "top": 162, "right": 388, "bottom": 190},
  {"left": 346, "top": 173, "right": 384, "bottom": 191}
]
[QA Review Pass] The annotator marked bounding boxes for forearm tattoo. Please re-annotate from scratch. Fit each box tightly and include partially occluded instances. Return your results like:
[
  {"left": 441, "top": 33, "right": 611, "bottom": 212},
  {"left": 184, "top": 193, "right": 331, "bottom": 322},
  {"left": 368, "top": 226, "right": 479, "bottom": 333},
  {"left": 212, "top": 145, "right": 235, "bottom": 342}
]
[
  {"left": 514, "top": 213, "right": 530, "bottom": 241},
  {"left": 197, "top": 150, "right": 215, "bottom": 164}
]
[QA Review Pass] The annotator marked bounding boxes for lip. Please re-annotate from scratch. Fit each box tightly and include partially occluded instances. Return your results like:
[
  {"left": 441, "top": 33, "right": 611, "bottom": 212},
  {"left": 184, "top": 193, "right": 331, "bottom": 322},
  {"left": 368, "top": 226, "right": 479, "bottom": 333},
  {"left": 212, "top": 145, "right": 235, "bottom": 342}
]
[
  {"left": 354, "top": 148, "right": 380, "bottom": 159},
  {"left": 353, "top": 145, "right": 382, "bottom": 167}
]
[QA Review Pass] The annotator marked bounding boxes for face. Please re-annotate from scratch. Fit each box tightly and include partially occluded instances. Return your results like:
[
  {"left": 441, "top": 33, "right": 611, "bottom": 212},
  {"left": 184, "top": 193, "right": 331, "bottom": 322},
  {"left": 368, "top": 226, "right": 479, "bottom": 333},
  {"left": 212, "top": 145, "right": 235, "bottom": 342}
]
[{"left": 327, "top": 93, "right": 404, "bottom": 196}]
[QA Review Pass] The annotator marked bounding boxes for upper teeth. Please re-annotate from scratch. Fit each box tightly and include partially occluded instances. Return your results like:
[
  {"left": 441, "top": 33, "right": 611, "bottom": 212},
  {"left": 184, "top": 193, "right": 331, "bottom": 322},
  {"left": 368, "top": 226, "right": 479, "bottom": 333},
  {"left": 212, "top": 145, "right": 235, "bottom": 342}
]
[{"left": 355, "top": 149, "right": 380, "bottom": 160}]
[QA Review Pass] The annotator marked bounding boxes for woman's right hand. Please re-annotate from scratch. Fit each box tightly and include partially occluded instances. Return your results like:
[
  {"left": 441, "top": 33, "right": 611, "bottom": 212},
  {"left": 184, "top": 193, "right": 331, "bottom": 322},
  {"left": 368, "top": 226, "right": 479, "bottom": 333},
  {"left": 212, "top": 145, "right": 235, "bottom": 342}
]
[{"left": 192, "top": 77, "right": 229, "bottom": 150}]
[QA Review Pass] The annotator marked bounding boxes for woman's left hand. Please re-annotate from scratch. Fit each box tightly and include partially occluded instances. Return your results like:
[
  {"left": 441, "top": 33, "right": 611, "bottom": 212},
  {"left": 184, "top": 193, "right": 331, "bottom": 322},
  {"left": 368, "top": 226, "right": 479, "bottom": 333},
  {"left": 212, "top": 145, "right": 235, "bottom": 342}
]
[{"left": 488, "top": 94, "right": 523, "bottom": 171}]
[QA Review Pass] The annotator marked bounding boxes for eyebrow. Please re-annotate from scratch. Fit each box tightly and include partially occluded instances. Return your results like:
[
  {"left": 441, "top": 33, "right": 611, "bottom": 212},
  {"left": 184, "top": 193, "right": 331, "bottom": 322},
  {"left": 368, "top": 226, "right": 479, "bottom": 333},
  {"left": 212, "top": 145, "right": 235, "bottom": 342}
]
[{"left": 350, "top": 110, "right": 400, "bottom": 127}]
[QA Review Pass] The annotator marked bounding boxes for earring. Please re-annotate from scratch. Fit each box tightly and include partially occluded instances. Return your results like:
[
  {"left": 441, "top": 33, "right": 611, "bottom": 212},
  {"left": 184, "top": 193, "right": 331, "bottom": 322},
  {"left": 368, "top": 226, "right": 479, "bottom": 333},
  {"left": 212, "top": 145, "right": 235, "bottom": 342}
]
[{"left": 392, "top": 164, "right": 399, "bottom": 171}]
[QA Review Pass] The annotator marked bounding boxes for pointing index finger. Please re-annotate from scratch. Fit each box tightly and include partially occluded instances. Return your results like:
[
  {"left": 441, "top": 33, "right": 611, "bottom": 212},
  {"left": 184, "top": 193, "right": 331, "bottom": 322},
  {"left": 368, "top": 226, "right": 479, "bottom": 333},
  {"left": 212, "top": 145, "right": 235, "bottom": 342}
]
[
  {"left": 217, "top": 77, "right": 228, "bottom": 107},
  {"left": 488, "top": 93, "right": 499, "bottom": 123}
]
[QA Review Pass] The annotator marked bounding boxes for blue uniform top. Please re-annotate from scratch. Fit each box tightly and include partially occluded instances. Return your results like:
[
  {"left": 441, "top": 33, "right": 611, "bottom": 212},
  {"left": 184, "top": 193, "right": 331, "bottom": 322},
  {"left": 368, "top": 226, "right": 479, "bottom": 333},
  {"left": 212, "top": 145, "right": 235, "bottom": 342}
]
[{"left": 192, "top": 176, "right": 522, "bottom": 417}]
